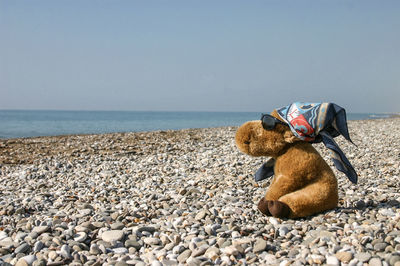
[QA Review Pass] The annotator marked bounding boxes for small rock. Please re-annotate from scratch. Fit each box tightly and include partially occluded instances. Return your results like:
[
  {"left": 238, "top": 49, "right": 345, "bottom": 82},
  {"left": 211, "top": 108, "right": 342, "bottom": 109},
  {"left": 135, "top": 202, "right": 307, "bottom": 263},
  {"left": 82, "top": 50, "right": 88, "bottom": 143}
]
[
  {"left": 326, "top": 255, "right": 340, "bottom": 266},
  {"left": 0, "top": 231, "right": 8, "bottom": 241},
  {"left": 78, "top": 209, "right": 92, "bottom": 216},
  {"left": 32, "top": 258, "right": 46, "bottom": 266},
  {"left": 204, "top": 246, "right": 220, "bottom": 260},
  {"left": 89, "top": 244, "right": 102, "bottom": 255},
  {"left": 195, "top": 210, "right": 207, "bottom": 221},
  {"left": 15, "top": 243, "right": 30, "bottom": 254},
  {"left": 112, "top": 247, "right": 128, "bottom": 254},
  {"left": 32, "top": 226, "right": 49, "bottom": 235},
  {"left": 21, "top": 255, "right": 36, "bottom": 265},
  {"left": 223, "top": 245, "right": 239, "bottom": 256},
  {"left": 279, "top": 226, "right": 289, "bottom": 237},
  {"left": 15, "top": 258, "right": 29, "bottom": 266},
  {"left": 253, "top": 238, "right": 268, "bottom": 253},
  {"left": 33, "top": 241, "right": 44, "bottom": 253},
  {"left": 390, "top": 256, "right": 400, "bottom": 266},
  {"left": 335, "top": 251, "right": 353, "bottom": 263},
  {"left": 110, "top": 222, "right": 125, "bottom": 230},
  {"left": 101, "top": 230, "right": 124, "bottom": 242},
  {"left": 144, "top": 237, "right": 161, "bottom": 246},
  {"left": 368, "top": 257, "right": 382, "bottom": 266},
  {"left": 73, "top": 232, "right": 87, "bottom": 242},
  {"left": 355, "top": 252, "right": 372, "bottom": 262},
  {"left": 60, "top": 244, "right": 71, "bottom": 259},
  {"left": 269, "top": 217, "right": 279, "bottom": 225},
  {"left": 125, "top": 240, "right": 142, "bottom": 250},
  {"left": 177, "top": 249, "right": 191, "bottom": 264},
  {"left": 373, "top": 242, "right": 387, "bottom": 252},
  {"left": 192, "top": 245, "right": 208, "bottom": 257},
  {"left": 48, "top": 250, "right": 58, "bottom": 261},
  {"left": 138, "top": 226, "right": 157, "bottom": 234}
]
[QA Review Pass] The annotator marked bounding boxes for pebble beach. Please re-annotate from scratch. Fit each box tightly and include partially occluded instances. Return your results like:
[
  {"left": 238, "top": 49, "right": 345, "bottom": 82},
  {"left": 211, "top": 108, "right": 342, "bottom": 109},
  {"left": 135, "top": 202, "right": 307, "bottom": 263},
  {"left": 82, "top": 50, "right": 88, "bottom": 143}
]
[{"left": 0, "top": 118, "right": 399, "bottom": 266}]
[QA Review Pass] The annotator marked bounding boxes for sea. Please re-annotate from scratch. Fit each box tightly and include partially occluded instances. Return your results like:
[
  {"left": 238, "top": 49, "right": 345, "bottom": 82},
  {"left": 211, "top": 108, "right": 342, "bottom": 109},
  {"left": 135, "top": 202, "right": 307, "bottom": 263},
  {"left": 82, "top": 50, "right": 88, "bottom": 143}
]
[{"left": 0, "top": 110, "right": 393, "bottom": 139}]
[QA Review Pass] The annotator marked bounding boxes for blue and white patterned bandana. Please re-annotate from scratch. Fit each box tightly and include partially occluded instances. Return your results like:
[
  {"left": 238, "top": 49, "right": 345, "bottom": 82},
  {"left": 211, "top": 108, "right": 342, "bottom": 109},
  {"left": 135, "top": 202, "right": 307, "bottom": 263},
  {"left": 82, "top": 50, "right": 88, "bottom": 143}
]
[{"left": 255, "top": 102, "right": 358, "bottom": 184}]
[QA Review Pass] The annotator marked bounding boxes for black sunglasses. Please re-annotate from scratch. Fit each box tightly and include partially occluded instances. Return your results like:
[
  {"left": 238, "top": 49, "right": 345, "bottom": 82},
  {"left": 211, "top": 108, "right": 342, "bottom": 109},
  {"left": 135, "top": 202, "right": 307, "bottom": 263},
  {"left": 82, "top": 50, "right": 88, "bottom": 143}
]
[{"left": 261, "top": 114, "right": 287, "bottom": 130}]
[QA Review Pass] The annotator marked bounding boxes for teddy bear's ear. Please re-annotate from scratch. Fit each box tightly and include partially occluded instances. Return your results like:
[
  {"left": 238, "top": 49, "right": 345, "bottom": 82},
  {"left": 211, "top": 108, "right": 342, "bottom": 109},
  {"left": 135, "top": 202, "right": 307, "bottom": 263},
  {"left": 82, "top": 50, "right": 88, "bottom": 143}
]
[{"left": 283, "top": 130, "right": 299, "bottom": 143}]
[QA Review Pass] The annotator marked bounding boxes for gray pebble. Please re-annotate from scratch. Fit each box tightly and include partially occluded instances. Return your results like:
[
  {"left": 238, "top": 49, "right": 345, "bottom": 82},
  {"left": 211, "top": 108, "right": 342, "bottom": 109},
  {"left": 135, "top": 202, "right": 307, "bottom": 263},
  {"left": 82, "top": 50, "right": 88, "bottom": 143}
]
[
  {"left": 101, "top": 230, "right": 124, "bottom": 242},
  {"left": 253, "top": 238, "right": 268, "bottom": 253},
  {"left": 368, "top": 257, "right": 383, "bottom": 266},
  {"left": 177, "top": 249, "right": 191, "bottom": 264},
  {"left": 355, "top": 252, "right": 372, "bottom": 262},
  {"left": 15, "top": 243, "right": 30, "bottom": 254}
]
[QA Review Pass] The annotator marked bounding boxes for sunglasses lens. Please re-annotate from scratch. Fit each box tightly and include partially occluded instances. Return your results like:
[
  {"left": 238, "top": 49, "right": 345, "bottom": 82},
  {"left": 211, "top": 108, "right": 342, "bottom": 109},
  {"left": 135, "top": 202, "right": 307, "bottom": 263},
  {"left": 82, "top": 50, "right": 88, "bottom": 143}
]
[{"left": 262, "top": 115, "right": 276, "bottom": 130}]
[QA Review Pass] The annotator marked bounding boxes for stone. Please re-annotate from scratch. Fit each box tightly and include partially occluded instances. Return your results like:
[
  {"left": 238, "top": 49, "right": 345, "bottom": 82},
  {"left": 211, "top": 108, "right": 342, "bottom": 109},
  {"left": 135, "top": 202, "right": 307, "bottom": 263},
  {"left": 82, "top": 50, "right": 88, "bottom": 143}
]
[
  {"left": 110, "top": 222, "right": 125, "bottom": 230},
  {"left": 279, "top": 226, "right": 289, "bottom": 237},
  {"left": 89, "top": 244, "right": 102, "bottom": 255},
  {"left": 60, "top": 244, "right": 72, "bottom": 259},
  {"left": 253, "top": 238, "right": 268, "bottom": 253},
  {"left": 368, "top": 257, "right": 382, "bottom": 266},
  {"left": 32, "top": 259, "right": 46, "bottom": 266},
  {"left": 373, "top": 242, "right": 387, "bottom": 252},
  {"left": 15, "top": 258, "right": 29, "bottom": 266},
  {"left": 223, "top": 245, "right": 239, "bottom": 256},
  {"left": 390, "top": 255, "right": 400, "bottom": 266},
  {"left": 177, "top": 249, "right": 191, "bottom": 264},
  {"left": 73, "top": 232, "right": 87, "bottom": 242},
  {"left": 204, "top": 246, "right": 220, "bottom": 260},
  {"left": 33, "top": 241, "right": 44, "bottom": 253},
  {"left": 355, "top": 252, "right": 372, "bottom": 262},
  {"left": 125, "top": 240, "right": 142, "bottom": 250},
  {"left": 32, "top": 226, "right": 49, "bottom": 234},
  {"left": 112, "top": 247, "right": 128, "bottom": 254},
  {"left": 191, "top": 245, "right": 208, "bottom": 257},
  {"left": 15, "top": 243, "right": 30, "bottom": 254},
  {"left": 326, "top": 255, "right": 340, "bottom": 266},
  {"left": 144, "top": 237, "right": 161, "bottom": 246},
  {"left": 195, "top": 210, "right": 207, "bottom": 221},
  {"left": 101, "top": 230, "right": 124, "bottom": 242},
  {"left": 335, "top": 251, "right": 353, "bottom": 263},
  {"left": 137, "top": 226, "right": 157, "bottom": 234}
]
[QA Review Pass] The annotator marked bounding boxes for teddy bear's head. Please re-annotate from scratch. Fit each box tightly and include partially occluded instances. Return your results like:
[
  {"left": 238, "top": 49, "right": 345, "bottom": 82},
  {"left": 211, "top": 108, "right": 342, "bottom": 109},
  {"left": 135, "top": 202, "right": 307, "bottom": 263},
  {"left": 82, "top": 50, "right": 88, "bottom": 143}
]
[{"left": 235, "top": 110, "right": 300, "bottom": 158}]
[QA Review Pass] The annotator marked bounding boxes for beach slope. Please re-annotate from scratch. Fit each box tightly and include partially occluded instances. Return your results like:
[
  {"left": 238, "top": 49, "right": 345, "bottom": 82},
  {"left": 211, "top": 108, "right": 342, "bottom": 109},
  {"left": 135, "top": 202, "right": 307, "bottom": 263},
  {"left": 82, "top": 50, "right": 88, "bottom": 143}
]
[{"left": 0, "top": 118, "right": 399, "bottom": 265}]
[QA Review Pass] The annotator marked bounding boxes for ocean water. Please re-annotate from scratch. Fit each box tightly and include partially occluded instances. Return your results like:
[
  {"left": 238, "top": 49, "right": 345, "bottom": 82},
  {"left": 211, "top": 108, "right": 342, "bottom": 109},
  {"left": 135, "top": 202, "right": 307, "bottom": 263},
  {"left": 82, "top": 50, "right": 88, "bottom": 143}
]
[{"left": 0, "top": 110, "right": 392, "bottom": 139}]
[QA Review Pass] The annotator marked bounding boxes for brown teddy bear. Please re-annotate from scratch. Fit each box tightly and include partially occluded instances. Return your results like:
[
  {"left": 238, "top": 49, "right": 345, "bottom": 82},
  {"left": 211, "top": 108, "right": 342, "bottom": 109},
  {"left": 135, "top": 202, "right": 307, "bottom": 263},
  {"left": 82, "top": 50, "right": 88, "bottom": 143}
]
[{"left": 235, "top": 102, "right": 357, "bottom": 218}]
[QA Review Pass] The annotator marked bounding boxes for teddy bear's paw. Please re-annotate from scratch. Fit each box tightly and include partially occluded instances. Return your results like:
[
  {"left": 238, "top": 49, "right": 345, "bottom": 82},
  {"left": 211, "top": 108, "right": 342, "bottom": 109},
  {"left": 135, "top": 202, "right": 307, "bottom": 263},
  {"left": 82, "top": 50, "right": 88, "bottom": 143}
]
[
  {"left": 257, "top": 197, "right": 271, "bottom": 216},
  {"left": 267, "top": 200, "right": 291, "bottom": 218}
]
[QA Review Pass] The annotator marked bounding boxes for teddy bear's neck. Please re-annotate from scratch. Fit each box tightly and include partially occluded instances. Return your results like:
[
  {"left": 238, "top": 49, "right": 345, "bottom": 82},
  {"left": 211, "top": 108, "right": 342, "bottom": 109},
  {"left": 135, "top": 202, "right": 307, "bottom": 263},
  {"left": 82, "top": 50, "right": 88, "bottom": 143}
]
[{"left": 273, "top": 141, "right": 310, "bottom": 159}]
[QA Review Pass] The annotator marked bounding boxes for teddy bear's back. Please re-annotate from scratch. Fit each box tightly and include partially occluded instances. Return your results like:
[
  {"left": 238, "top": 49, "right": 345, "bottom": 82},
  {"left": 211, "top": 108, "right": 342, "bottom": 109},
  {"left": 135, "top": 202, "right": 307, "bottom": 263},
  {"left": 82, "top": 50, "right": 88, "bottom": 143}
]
[{"left": 274, "top": 141, "right": 337, "bottom": 188}]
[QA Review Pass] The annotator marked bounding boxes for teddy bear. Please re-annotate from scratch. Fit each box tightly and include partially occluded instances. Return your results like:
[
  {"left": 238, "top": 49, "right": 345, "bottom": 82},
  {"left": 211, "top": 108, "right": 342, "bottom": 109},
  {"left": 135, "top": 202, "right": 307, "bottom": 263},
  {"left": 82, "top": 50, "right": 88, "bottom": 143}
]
[{"left": 235, "top": 102, "right": 357, "bottom": 218}]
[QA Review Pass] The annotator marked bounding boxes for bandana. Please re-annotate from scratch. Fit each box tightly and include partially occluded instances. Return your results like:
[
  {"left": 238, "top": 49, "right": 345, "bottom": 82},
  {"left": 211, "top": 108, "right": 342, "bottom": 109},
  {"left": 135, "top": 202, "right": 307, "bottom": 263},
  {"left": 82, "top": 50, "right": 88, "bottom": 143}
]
[{"left": 255, "top": 102, "right": 358, "bottom": 184}]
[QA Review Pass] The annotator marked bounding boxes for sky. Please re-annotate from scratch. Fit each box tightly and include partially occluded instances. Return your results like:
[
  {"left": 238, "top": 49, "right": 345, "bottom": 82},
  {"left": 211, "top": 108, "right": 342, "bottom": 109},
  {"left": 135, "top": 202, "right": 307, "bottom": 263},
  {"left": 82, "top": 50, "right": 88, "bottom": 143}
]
[{"left": 1, "top": 1, "right": 399, "bottom": 113}]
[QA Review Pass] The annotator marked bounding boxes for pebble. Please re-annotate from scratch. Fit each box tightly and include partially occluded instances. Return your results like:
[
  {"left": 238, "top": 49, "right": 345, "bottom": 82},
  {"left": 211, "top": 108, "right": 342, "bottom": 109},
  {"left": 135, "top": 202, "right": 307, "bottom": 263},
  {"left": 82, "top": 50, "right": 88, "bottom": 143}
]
[
  {"left": 253, "top": 238, "right": 268, "bottom": 253},
  {"left": 15, "top": 243, "right": 30, "bottom": 254},
  {"left": 144, "top": 237, "right": 161, "bottom": 246},
  {"left": 0, "top": 119, "right": 399, "bottom": 265},
  {"left": 326, "top": 255, "right": 340, "bottom": 265},
  {"left": 177, "top": 249, "right": 191, "bottom": 264},
  {"left": 73, "top": 232, "right": 87, "bottom": 242},
  {"left": 31, "top": 226, "right": 49, "bottom": 235},
  {"left": 356, "top": 252, "right": 372, "bottom": 262},
  {"left": 335, "top": 251, "right": 353, "bottom": 263},
  {"left": 369, "top": 257, "right": 383, "bottom": 266},
  {"left": 101, "top": 230, "right": 124, "bottom": 242}
]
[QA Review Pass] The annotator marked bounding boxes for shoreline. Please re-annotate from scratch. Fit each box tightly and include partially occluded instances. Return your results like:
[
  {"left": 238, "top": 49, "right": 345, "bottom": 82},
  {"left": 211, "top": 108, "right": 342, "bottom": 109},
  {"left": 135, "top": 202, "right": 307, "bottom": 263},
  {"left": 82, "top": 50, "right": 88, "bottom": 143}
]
[
  {"left": 0, "top": 118, "right": 400, "bottom": 265},
  {"left": 0, "top": 113, "right": 399, "bottom": 141}
]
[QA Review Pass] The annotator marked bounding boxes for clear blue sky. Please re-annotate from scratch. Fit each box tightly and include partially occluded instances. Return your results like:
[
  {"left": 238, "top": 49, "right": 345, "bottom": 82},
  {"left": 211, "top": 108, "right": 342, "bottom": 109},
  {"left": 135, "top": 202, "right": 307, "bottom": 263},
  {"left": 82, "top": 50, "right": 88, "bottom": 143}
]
[{"left": 1, "top": 1, "right": 399, "bottom": 113}]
